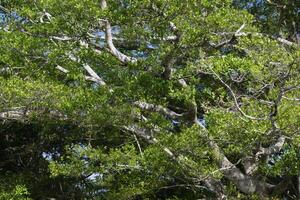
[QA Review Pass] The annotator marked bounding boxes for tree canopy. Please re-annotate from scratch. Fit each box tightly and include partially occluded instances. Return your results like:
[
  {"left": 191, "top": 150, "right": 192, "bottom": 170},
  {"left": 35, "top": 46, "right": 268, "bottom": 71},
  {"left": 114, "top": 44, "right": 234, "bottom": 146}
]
[{"left": 0, "top": 0, "right": 299, "bottom": 199}]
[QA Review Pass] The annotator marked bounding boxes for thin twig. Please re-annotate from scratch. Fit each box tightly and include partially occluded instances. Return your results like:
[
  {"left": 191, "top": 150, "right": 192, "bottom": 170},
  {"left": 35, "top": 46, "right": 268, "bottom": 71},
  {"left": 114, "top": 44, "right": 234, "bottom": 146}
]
[
  {"left": 210, "top": 68, "right": 267, "bottom": 120},
  {"left": 133, "top": 133, "right": 143, "bottom": 157}
]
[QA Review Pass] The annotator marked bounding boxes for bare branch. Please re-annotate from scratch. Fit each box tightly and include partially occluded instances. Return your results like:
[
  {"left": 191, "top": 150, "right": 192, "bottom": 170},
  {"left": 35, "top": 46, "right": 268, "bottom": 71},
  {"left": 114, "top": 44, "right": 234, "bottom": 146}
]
[
  {"left": 133, "top": 133, "right": 143, "bottom": 157},
  {"left": 133, "top": 101, "right": 184, "bottom": 119},
  {"left": 161, "top": 22, "right": 182, "bottom": 80},
  {"left": 0, "top": 110, "right": 27, "bottom": 120},
  {"left": 282, "top": 96, "right": 300, "bottom": 101},
  {"left": 51, "top": 35, "right": 73, "bottom": 41},
  {"left": 256, "top": 136, "right": 286, "bottom": 159},
  {"left": 56, "top": 65, "right": 106, "bottom": 86},
  {"left": 210, "top": 23, "right": 246, "bottom": 49},
  {"left": 186, "top": 97, "right": 276, "bottom": 194},
  {"left": 0, "top": 108, "right": 67, "bottom": 121},
  {"left": 210, "top": 68, "right": 267, "bottom": 120},
  {"left": 66, "top": 53, "right": 106, "bottom": 86},
  {"left": 100, "top": 0, "right": 137, "bottom": 64},
  {"left": 82, "top": 64, "right": 106, "bottom": 86},
  {"left": 56, "top": 65, "right": 69, "bottom": 73},
  {"left": 123, "top": 125, "right": 175, "bottom": 159},
  {"left": 39, "top": 9, "right": 52, "bottom": 23}
]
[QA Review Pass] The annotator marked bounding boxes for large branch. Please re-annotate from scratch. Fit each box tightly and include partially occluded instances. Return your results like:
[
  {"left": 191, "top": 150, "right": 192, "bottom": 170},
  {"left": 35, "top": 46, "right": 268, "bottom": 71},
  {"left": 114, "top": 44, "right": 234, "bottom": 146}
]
[
  {"left": 256, "top": 136, "right": 286, "bottom": 158},
  {"left": 244, "top": 135, "right": 287, "bottom": 175},
  {"left": 206, "top": 136, "right": 274, "bottom": 195},
  {"left": 0, "top": 108, "right": 67, "bottom": 121},
  {"left": 131, "top": 99, "right": 273, "bottom": 194},
  {"left": 100, "top": 0, "right": 137, "bottom": 64},
  {"left": 180, "top": 100, "right": 275, "bottom": 195}
]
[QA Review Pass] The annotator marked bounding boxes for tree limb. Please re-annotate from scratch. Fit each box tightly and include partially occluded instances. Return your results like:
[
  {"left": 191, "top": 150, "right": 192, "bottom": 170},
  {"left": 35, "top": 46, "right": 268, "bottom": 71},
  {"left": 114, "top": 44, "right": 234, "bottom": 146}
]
[
  {"left": 210, "top": 68, "right": 268, "bottom": 120},
  {"left": 55, "top": 65, "right": 106, "bottom": 86},
  {"left": 133, "top": 101, "right": 184, "bottom": 119},
  {"left": 256, "top": 136, "right": 286, "bottom": 159},
  {"left": 216, "top": 31, "right": 299, "bottom": 47},
  {"left": 100, "top": 0, "right": 137, "bottom": 64},
  {"left": 0, "top": 108, "right": 67, "bottom": 121}
]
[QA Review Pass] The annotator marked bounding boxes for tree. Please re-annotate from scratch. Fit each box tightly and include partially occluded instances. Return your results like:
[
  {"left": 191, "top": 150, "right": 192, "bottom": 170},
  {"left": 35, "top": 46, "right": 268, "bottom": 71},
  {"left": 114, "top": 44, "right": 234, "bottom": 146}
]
[
  {"left": 0, "top": 0, "right": 299, "bottom": 199},
  {"left": 233, "top": 0, "right": 300, "bottom": 43}
]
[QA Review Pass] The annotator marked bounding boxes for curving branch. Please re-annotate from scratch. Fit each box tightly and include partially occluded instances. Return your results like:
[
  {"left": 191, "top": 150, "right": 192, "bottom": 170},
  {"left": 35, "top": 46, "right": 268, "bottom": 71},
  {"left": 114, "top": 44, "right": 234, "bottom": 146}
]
[
  {"left": 206, "top": 135, "right": 275, "bottom": 195},
  {"left": 100, "top": 0, "right": 137, "bottom": 64},
  {"left": 210, "top": 68, "right": 268, "bottom": 120},
  {"left": 256, "top": 136, "right": 286, "bottom": 159},
  {"left": 39, "top": 9, "right": 52, "bottom": 23}
]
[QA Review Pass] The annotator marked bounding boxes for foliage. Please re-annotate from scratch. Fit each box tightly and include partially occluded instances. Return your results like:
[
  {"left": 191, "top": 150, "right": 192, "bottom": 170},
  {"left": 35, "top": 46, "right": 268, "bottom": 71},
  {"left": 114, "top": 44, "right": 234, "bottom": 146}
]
[{"left": 0, "top": 0, "right": 299, "bottom": 199}]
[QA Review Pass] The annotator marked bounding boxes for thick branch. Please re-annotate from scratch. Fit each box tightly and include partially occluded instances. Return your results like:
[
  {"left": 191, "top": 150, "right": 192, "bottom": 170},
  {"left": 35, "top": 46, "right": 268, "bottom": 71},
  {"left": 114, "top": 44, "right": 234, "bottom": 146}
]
[
  {"left": 207, "top": 137, "right": 274, "bottom": 194},
  {"left": 161, "top": 22, "right": 182, "bottom": 80},
  {"left": 0, "top": 108, "right": 66, "bottom": 121},
  {"left": 0, "top": 110, "right": 27, "bottom": 120},
  {"left": 189, "top": 97, "right": 275, "bottom": 195},
  {"left": 256, "top": 136, "right": 286, "bottom": 158},
  {"left": 100, "top": 0, "right": 137, "bottom": 64}
]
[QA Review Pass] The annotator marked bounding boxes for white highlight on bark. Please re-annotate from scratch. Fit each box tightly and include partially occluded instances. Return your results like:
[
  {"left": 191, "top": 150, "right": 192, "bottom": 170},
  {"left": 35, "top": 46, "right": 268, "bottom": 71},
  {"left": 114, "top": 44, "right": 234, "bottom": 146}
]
[
  {"left": 56, "top": 65, "right": 106, "bottom": 86},
  {"left": 133, "top": 101, "right": 183, "bottom": 119},
  {"left": 100, "top": 0, "right": 137, "bottom": 64}
]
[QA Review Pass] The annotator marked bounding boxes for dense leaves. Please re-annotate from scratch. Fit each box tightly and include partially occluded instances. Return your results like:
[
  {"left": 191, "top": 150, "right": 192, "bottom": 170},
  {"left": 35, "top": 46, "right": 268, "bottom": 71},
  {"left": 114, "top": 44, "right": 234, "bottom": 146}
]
[{"left": 0, "top": 0, "right": 299, "bottom": 199}]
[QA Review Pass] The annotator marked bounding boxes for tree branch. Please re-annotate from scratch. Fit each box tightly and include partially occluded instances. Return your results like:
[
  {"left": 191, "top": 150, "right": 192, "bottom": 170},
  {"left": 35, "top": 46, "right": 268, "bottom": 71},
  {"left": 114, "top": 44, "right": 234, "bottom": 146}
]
[
  {"left": 0, "top": 108, "right": 67, "bottom": 121},
  {"left": 210, "top": 23, "right": 246, "bottom": 49},
  {"left": 55, "top": 65, "right": 106, "bottom": 86},
  {"left": 100, "top": 0, "right": 137, "bottom": 64},
  {"left": 133, "top": 101, "right": 184, "bottom": 119},
  {"left": 256, "top": 136, "right": 286, "bottom": 159},
  {"left": 216, "top": 31, "right": 299, "bottom": 47},
  {"left": 67, "top": 53, "right": 106, "bottom": 86},
  {"left": 210, "top": 68, "right": 268, "bottom": 120}
]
